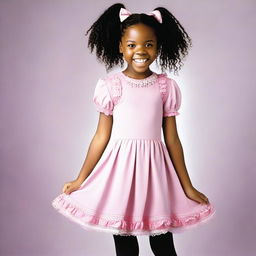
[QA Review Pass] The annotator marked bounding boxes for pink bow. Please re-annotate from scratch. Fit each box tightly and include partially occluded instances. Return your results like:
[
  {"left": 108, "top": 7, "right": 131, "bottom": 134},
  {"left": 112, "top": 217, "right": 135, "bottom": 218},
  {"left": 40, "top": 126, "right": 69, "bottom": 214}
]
[
  {"left": 148, "top": 10, "right": 163, "bottom": 24},
  {"left": 119, "top": 8, "right": 163, "bottom": 24}
]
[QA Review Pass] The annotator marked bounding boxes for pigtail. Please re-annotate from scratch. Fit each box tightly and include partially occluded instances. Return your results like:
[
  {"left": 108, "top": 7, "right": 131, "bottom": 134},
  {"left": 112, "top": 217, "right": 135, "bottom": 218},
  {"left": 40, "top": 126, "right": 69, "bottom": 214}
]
[
  {"left": 86, "top": 3, "right": 125, "bottom": 70},
  {"left": 154, "top": 7, "right": 192, "bottom": 74}
]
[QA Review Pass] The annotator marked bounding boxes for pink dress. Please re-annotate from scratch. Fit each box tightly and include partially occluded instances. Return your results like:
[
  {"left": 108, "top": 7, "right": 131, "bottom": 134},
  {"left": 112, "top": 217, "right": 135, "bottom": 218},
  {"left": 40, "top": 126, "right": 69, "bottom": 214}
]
[{"left": 51, "top": 71, "right": 216, "bottom": 236}]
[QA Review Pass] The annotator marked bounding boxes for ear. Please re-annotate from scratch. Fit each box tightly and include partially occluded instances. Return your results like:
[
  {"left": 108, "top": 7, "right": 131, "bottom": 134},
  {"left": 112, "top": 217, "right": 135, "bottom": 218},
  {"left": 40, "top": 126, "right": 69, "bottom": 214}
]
[{"left": 119, "top": 41, "right": 123, "bottom": 54}]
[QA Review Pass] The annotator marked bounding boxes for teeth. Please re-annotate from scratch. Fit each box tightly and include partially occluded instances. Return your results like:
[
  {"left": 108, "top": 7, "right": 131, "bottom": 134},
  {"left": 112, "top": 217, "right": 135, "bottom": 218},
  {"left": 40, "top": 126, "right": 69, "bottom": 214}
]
[{"left": 133, "top": 59, "right": 148, "bottom": 63}]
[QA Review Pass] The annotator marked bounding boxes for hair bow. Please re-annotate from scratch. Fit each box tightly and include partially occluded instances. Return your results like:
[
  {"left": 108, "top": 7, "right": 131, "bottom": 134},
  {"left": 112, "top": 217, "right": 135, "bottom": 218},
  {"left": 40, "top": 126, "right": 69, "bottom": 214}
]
[{"left": 119, "top": 8, "right": 162, "bottom": 24}]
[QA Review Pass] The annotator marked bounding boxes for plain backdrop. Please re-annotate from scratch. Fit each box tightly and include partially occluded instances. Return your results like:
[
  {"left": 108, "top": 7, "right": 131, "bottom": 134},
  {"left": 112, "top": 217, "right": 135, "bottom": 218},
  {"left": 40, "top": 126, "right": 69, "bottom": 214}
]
[{"left": 0, "top": 0, "right": 255, "bottom": 255}]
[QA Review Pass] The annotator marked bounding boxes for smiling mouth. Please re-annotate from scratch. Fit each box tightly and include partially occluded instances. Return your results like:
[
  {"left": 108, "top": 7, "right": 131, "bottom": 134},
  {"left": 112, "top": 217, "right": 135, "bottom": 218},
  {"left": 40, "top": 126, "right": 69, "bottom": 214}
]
[{"left": 133, "top": 58, "right": 149, "bottom": 63}]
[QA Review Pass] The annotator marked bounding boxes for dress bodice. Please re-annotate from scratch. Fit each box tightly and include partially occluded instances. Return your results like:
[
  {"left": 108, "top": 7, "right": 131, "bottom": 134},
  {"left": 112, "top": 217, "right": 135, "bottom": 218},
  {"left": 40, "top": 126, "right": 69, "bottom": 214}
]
[{"left": 92, "top": 71, "right": 182, "bottom": 141}]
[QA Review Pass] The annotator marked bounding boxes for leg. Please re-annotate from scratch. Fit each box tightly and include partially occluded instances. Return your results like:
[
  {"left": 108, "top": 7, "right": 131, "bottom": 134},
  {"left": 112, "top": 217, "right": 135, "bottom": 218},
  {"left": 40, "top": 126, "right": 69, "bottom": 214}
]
[
  {"left": 149, "top": 231, "right": 177, "bottom": 256},
  {"left": 113, "top": 234, "right": 139, "bottom": 256}
]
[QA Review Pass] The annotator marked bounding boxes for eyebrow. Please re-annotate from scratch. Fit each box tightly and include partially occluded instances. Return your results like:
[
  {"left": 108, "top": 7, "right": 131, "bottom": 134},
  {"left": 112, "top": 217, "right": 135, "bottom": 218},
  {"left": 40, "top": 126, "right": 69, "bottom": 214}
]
[{"left": 126, "top": 40, "right": 154, "bottom": 43}]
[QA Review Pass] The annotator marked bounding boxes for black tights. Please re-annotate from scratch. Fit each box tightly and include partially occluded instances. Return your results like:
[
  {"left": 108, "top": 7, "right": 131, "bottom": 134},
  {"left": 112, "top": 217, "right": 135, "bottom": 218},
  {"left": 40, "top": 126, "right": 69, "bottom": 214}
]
[{"left": 113, "top": 231, "right": 177, "bottom": 256}]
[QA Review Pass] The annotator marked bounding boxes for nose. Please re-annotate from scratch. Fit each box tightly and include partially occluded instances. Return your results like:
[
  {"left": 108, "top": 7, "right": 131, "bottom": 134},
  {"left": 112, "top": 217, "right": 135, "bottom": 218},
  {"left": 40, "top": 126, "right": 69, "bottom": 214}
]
[{"left": 134, "top": 45, "right": 147, "bottom": 56}]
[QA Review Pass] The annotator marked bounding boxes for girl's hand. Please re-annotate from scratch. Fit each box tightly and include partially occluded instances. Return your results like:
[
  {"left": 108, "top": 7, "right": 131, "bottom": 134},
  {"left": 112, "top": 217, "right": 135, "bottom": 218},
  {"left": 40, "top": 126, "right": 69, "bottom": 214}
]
[
  {"left": 184, "top": 186, "right": 210, "bottom": 205},
  {"left": 62, "top": 179, "right": 83, "bottom": 195}
]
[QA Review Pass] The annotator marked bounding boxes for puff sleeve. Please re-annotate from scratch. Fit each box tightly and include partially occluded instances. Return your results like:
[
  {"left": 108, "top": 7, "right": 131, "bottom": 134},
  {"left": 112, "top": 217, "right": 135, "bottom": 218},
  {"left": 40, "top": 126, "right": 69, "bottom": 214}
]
[
  {"left": 163, "top": 78, "right": 182, "bottom": 117},
  {"left": 93, "top": 78, "right": 114, "bottom": 116}
]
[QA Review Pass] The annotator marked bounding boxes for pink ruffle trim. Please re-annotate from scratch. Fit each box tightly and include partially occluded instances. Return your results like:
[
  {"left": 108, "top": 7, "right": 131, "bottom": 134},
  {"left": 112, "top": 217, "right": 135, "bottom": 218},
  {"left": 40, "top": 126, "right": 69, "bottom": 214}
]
[
  {"left": 106, "top": 75, "right": 122, "bottom": 105},
  {"left": 94, "top": 105, "right": 113, "bottom": 116},
  {"left": 163, "top": 111, "right": 180, "bottom": 117},
  {"left": 52, "top": 193, "right": 216, "bottom": 236},
  {"left": 158, "top": 73, "right": 168, "bottom": 102}
]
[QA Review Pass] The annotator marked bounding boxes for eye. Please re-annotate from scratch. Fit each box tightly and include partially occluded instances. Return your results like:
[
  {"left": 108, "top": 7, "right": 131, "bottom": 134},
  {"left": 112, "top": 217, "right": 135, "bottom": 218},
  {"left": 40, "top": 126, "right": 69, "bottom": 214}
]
[
  {"left": 145, "top": 43, "right": 153, "bottom": 47},
  {"left": 127, "top": 44, "right": 136, "bottom": 48}
]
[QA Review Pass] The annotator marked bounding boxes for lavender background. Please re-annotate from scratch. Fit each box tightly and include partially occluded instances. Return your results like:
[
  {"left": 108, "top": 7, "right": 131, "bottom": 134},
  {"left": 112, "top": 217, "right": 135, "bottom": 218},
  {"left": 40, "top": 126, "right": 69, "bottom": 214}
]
[{"left": 1, "top": 0, "right": 255, "bottom": 255}]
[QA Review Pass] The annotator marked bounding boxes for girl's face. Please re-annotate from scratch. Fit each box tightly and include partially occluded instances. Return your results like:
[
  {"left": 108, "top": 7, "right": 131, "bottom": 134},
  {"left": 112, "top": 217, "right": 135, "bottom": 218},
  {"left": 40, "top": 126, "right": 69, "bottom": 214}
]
[{"left": 119, "top": 23, "right": 158, "bottom": 79}]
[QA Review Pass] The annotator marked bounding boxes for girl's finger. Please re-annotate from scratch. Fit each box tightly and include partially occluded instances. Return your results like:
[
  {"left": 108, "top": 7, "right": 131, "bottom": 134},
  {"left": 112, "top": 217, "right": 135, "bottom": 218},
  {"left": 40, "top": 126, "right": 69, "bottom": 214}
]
[
  {"left": 198, "top": 195, "right": 206, "bottom": 204},
  {"left": 199, "top": 193, "right": 208, "bottom": 202},
  {"left": 203, "top": 196, "right": 209, "bottom": 204},
  {"left": 200, "top": 198, "right": 205, "bottom": 204},
  {"left": 204, "top": 196, "right": 209, "bottom": 203},
  {"left": 195, "top": 195, "right": 204, "bottom": 204},
  {"left": 62, "top": 184, "right": 69, "bottom": 193}
]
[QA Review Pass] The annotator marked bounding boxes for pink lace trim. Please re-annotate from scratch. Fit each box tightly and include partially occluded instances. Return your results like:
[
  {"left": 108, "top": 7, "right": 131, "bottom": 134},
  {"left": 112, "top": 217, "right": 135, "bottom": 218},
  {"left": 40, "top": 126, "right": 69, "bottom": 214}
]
[
  {"left": 52, "top": 193, "right": 216, "bottom": 236},
  {"left": 104, "top": 72, "right": 170, "bottom": 106},
  {"left": 157, "top": 73, "right": 168, "bottom": 103},
  {"left": 120, "top": 72, "right": 158, "bottom": 87}
]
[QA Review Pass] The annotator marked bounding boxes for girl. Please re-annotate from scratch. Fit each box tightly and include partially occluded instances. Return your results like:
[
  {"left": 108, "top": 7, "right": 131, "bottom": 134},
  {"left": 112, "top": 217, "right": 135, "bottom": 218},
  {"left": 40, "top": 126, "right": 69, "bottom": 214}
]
[{"left": 51, "top": 3, "right": 216, "bottom": 256}]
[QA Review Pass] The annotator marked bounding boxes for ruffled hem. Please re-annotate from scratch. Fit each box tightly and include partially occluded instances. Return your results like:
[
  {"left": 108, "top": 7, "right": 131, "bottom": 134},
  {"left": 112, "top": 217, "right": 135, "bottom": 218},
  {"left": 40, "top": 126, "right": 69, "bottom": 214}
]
[
  {"left": 52, "top": 193, "right": 216, "bottom": 236},
  {"left": 95, "top": 105, "right": 113, "bottom": 116},
  {"left": 163, "top": 111, "right": 180, "bottom": 117}
]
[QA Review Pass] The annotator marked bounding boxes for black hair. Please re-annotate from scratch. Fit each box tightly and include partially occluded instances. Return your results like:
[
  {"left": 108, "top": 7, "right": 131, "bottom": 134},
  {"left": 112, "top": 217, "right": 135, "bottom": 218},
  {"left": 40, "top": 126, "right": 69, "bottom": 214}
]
[{"left": 85, "top": 3, "right": 192, "bottom": 74}]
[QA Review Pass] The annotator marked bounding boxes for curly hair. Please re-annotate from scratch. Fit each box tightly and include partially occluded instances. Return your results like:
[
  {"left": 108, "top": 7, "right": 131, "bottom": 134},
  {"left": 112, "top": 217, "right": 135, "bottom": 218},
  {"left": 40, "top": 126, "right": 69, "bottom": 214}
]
[{"left": 85, "top": 3, "right": 192, "bottom": 74}]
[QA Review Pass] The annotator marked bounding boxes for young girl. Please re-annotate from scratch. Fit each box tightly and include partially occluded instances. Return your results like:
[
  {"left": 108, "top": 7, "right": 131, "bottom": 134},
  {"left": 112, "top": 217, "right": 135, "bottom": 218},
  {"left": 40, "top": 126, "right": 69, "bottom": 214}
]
[{"left": 52, "top": 3, "right": 216, "bottom": 255}]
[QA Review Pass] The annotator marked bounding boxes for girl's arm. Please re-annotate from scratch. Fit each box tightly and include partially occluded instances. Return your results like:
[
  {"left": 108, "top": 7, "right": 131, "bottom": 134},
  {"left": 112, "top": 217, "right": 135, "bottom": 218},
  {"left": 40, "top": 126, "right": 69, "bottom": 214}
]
[
  {"left": 162, "top": 116, "right": 209, "bottom": 204},
  {"left": 162, "top": 116, "right": 193, "bottom": 191},
  {"left": 75, "top": 113, "right": 113, "bottom": 183}
]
